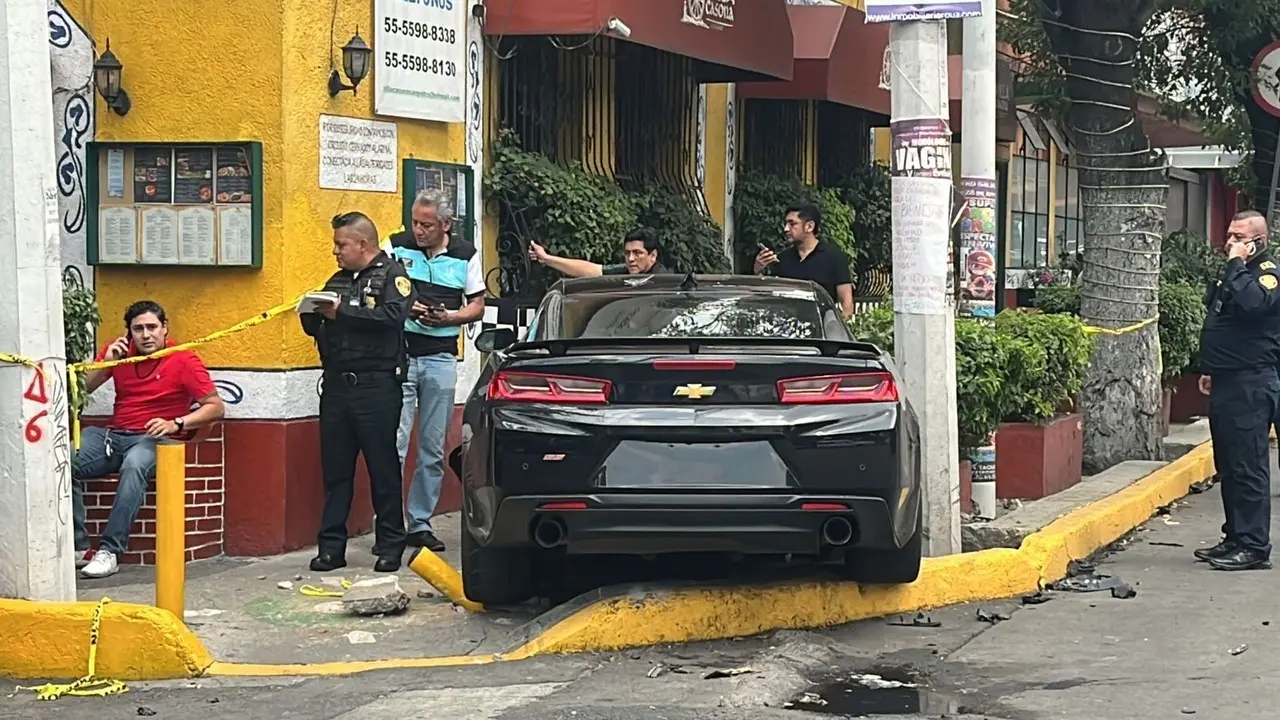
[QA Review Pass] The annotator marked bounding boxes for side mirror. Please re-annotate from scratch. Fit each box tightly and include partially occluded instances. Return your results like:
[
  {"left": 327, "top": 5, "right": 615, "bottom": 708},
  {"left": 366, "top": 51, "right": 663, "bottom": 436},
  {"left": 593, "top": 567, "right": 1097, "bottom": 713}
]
[{"left": 475, "top": 327, "right": 516, "bottom": 353}]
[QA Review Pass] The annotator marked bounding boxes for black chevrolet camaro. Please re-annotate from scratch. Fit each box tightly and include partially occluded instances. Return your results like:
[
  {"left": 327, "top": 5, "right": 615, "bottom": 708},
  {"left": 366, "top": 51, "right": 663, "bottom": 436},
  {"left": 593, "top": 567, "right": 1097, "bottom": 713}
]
[{"left": 452, "top": 274, "right": 923, "bottom": 605}]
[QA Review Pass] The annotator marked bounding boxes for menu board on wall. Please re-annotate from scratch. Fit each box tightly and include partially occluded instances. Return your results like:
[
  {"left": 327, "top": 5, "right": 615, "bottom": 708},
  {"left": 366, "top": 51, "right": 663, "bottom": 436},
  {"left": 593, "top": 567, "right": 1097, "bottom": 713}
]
[
  {"left": 218, "top": 206, "right": 253, "bottom": 265},
  {"left": 99, "top": 207, "right": 138, "bottom": 263},
  {"left": 216, "top": 147, "right": 253, "bottom": 203},
  {"left": 174, "top": 148, "right": 215, "bottom": 204},
  {"left": 95, "top": 144, "right": 261, "bottom": 267},
  {"left": 133, "top": 146, "right": 173, "bottom": 203}
]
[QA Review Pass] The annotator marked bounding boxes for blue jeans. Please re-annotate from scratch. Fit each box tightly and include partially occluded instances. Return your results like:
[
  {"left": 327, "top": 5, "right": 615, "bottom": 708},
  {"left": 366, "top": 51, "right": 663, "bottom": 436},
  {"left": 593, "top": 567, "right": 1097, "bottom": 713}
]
[
  {"left": 396, "top": 353, "right": 457, "bottom": 534},
  {"left": 72, "top": 426, "right": 157, "bottom": 555}
]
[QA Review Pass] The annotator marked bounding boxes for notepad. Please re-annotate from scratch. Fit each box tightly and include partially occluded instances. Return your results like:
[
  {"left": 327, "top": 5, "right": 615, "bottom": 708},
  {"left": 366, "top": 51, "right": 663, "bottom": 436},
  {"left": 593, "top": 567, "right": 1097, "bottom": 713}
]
[{"left": 296, "top": 291, "right": 340, "bottom": 314}]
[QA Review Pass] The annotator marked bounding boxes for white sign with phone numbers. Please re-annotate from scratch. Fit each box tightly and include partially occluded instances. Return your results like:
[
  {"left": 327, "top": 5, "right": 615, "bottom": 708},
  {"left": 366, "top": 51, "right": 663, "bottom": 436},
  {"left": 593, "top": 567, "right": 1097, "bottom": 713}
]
[{"left": 374, "top": 0, "right": 468, "bottom": 123}]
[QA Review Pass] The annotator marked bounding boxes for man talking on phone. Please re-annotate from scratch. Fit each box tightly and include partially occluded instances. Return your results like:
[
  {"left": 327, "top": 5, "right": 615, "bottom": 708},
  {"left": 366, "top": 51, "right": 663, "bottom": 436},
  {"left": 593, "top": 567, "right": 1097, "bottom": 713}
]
[
  {"left": 384, "top": 189, "right": 485, "bottom": 552},
  {"left": 1195, "top": 210, "right": 1280, "bottom": 571},
  {"left": 753, "top": 204, "right": 855, "bottom": 319},
  {"left": 73, "top": 301, "right": 224, "bottom": 578}
]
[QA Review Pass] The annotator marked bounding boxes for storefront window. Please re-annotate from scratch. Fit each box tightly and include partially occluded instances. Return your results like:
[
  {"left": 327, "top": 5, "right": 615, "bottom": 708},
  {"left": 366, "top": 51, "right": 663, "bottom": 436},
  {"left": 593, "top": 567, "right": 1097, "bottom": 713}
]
[
  {"left": 1054, "top": 158, "right": 1082, "bottom": 259},
  {"left": 1009, "top": 136, "right": 1051, "bottom": 269},
  {"left": 1166, "top": 173, "right": 1207, "bottom": 236}
]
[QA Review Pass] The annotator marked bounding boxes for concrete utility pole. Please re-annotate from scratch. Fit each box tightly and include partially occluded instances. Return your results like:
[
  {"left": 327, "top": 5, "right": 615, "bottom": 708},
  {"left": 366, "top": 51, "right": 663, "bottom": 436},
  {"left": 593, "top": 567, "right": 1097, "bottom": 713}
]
[
  {"left": 0, "top": 0, "right": 77, "bottom": 600},
  {"left": 959, "top": 0, "right": 999, "bottom": 519},
  {"left": 888, "top": 20, "right": 962, "bottom": 556}
]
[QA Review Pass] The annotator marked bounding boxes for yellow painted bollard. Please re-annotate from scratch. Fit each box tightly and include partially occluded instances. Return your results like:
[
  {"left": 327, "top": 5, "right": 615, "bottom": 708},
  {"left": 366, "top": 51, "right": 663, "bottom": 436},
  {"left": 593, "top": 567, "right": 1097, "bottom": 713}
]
[
  {"left": 154, "top": 442, "right": 186, "bottom": 621},
  {"left": 408, "top": 547, "right": 484, "bottom": 612}
]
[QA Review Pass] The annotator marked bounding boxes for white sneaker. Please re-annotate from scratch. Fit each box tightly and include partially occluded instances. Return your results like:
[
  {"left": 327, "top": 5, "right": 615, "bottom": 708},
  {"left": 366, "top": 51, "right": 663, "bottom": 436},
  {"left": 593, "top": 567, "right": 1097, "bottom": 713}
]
[
  {"left": 74, "top": 549, "right": 93, "bottom": 569},
  {"left": 80, "top": 549, "right": 119, "bottom": 578}
]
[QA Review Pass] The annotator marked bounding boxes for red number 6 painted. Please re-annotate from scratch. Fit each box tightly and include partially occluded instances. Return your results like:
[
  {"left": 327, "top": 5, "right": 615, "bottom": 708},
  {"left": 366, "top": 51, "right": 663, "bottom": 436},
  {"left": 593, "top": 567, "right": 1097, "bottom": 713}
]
[{"left": 24, "top": 410, "right": 48, "bottom": 443}]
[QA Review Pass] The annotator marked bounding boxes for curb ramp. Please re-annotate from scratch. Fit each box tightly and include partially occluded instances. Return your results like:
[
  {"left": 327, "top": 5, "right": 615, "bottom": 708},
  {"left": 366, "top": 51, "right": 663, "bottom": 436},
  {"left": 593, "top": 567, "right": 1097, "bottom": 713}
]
[{"left": 0, "top": 442, "right": 1213, "bottom": 681}]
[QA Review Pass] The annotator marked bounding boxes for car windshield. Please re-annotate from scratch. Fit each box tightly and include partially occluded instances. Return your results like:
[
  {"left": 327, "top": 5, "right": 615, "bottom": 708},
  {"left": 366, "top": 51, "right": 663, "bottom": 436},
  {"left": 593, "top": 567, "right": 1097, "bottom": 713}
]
[{"left": 556, "top": 291, "right": 827, "bottom": 340}]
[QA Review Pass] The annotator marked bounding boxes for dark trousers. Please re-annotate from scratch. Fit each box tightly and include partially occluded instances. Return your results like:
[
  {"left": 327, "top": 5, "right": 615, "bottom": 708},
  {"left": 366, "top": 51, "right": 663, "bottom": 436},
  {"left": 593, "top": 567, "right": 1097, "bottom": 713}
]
[
  {"left": 318, "top": 370, "right": 408, "bottom": 558},
  {"left": 1208, "top": 368, "right": 1279, "bottom": 555}
]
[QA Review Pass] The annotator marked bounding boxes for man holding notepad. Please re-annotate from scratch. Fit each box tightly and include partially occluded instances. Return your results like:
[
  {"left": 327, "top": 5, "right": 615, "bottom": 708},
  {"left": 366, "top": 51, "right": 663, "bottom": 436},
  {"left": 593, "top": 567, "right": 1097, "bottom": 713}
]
[{"left": 299, "top": 211, "right": 415, "bottom": 573}]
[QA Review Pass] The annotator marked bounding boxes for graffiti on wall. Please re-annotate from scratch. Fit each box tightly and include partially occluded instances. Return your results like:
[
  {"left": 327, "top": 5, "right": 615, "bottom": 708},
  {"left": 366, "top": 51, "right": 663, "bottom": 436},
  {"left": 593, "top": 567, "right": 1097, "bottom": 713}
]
[
  {"left": 723, "top": 87, "right": 738, "bottom": 260},
  {"left": 22, "top": 363, "right": 72, "bottom": 521},
  {"left": 48, "top": 0, "right": 95, "bottom": 291}
]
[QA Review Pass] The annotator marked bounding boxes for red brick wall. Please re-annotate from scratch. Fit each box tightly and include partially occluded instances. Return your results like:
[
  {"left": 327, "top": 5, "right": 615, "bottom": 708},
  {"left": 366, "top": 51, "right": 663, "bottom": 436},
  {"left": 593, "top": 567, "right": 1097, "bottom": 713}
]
[{"left": 80, "top": 421, "right": 226, "bottom": 564}]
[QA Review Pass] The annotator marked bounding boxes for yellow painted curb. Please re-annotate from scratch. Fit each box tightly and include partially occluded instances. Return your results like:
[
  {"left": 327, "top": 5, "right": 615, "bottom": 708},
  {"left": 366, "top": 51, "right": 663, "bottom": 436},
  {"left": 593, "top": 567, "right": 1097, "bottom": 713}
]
[
  {"left": 0, "top": 599, "right": 213, "bottom": 681},
  {"left": 4, "top": 441, "right": 1217, "bottom": 681}
]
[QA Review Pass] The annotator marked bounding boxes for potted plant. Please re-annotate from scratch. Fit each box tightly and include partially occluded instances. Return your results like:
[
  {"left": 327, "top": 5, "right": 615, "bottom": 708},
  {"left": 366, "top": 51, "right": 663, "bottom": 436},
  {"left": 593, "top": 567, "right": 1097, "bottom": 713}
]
[
  {"left": 1158, "top": 282, "right": 1206, "bottom": 434},
  {"left": 993, "top": 309, "right": 1092, "bottom": 500},
  {"left": 1160, "top": 230, "right": 1219, "bottom": 422}
]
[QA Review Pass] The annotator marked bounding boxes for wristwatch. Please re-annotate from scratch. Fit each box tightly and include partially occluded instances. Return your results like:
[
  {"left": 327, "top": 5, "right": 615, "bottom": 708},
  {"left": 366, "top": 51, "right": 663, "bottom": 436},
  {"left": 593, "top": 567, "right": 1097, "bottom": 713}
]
[{"left": 175, "top": 417, "right": 186, "bottom": 432}]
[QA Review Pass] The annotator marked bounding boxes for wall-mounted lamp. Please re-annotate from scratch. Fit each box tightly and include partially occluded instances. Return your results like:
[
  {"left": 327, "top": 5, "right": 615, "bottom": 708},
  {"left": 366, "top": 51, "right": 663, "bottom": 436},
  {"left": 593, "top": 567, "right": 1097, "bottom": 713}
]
[
  {"left": 605, "top": 17, "right": 631, "bottom": 39},
  {"left": 328, "top": 30, "right": 373, "bottom": 97},
  {"left": 93, "top": 40, "right": 131, "bottom": 116}
]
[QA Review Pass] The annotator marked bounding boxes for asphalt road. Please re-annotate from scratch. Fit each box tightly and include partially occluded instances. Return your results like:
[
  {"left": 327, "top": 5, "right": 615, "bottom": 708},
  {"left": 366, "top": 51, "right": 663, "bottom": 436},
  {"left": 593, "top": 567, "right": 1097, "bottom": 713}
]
[{"left": 3, "top": 471, "right": 1274, "bottom": 720}]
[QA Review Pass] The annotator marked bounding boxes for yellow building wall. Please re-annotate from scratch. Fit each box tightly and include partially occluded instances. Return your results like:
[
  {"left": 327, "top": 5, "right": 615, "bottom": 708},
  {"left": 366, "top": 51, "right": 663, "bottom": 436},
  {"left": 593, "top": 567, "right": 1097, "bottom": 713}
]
[
  {"left": 703, "top": 84, "right": 730, "bottom": 227},
  {"left": 71, "top": 0, "right": 466, "bottom": 369}
]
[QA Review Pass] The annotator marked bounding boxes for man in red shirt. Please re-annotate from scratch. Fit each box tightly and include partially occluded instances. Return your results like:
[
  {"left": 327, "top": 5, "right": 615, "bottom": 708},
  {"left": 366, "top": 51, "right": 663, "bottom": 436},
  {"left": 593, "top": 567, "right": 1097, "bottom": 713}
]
[{"left": 73, "top": 301, "right": 224, "bottom": 578}]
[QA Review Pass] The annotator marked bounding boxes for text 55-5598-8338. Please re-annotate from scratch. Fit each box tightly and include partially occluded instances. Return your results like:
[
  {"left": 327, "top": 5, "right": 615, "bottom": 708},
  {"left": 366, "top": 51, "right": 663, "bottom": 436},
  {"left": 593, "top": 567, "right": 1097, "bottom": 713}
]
[{"left": 384, "top": 17, "right": 457, "bottom": 44}]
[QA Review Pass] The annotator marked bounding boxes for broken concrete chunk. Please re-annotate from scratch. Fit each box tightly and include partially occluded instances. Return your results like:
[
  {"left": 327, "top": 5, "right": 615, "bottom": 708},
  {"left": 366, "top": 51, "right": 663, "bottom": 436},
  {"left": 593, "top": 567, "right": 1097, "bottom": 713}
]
[{"left": 342, "top": 576, "right": 411, "bottom": 616}]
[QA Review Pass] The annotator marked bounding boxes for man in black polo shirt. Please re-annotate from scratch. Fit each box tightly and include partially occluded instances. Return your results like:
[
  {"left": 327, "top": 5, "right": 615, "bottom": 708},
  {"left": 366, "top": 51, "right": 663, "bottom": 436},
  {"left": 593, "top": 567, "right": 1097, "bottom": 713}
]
[
  {"left": 529, "top": 228, "right": 670, "bottom": 277},
  {"left": 753, "top": 203, "right": 854, "bottom": 319}
]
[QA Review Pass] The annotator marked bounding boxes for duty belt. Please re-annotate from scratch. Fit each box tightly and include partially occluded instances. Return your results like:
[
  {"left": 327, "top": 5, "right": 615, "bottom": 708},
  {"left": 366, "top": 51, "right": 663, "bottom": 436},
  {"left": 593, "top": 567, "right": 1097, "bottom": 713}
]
[{"left": 323, "top": 368, "right": 398, "bottom": 387}]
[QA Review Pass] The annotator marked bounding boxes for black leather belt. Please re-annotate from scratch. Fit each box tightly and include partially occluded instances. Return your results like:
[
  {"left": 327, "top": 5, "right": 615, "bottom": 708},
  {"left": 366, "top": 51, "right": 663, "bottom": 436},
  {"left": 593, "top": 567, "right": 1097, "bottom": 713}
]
[{"left": 323, "top": 369, "right": 397, "bottom": 387}]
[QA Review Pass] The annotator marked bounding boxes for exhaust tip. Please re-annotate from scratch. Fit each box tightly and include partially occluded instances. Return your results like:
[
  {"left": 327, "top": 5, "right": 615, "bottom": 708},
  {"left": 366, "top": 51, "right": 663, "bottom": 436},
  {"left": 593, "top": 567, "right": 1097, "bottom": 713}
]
[
  {"left": 821, "top": 516, "right": 854, "bottom": 547},
  {"left": 532, "top": 517, "right": 568, "bottom": 548}
]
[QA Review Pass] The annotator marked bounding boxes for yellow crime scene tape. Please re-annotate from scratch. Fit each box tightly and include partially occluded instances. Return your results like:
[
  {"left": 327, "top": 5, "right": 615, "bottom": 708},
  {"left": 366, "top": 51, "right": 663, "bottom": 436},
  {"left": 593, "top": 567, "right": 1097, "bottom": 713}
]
[
  {"left": 15, "top": 597, "right": 128, "bottom": 700},
  {"left": 1, "top": 288, "right": 317, "bottom": 450},
  {"left": 1081, "top": 315, "right": 1159, "bottom": 336}
]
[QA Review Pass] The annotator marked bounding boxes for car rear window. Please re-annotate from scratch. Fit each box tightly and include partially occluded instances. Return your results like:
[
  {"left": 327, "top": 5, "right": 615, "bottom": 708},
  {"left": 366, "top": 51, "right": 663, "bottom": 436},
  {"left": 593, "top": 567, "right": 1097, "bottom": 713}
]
[{"left": 558, "top": 292, "right": 827, "bottom": 339}]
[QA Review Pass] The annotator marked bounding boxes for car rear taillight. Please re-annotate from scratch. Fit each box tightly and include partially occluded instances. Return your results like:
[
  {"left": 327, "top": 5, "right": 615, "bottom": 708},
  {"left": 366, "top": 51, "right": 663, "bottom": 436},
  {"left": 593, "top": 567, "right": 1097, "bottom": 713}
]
[
  {"left": 488, "top": 371, "right": 611, "bottom": 404},
  {"left": 777, "top": 371, "right": 898, "bottom": 404}
]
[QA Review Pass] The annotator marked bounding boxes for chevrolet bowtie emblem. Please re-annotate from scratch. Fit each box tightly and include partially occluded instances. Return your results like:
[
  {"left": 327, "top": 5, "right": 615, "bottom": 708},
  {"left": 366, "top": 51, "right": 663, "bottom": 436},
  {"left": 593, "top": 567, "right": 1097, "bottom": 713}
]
[{"left": 674, "top": 383, "right": 717, "bottom": 400}]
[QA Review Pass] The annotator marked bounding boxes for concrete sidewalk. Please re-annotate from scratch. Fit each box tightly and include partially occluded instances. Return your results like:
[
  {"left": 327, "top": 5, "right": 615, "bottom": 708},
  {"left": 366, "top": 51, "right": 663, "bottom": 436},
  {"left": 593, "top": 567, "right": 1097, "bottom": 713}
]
[{"left": 76, "top": 513, "right": 536, "bottom": 664}]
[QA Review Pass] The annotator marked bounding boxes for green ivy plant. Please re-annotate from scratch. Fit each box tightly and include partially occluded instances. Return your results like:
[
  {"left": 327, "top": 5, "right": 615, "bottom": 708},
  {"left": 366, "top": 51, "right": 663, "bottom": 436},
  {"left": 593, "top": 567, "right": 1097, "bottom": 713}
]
[
  {"left": 486, "top": 131, "right": 731, "bottom": 294},
  {"left": 1157, "top": 282, "right": 1206, "bottom": 383},
  {"left": 995, "top": 310, "right": 1092, "bottom": 423},
  {"left": 827, "top": 164, "right": 892, "bottom": 284},
  {"left": 1161, "top": 229, "right": 1223, "bottom": 286},
  {"left": 847, "top": 306, "right": 1088, "bottom": 450},
  {"left": 732, "top": 170, "right": 856, "bottom": 274},
  {"left": 62, "top": 272, "right": 101, "bottom": 413},
  {"left": 628, "top": 184, "right": 729, "bottom": 274}
]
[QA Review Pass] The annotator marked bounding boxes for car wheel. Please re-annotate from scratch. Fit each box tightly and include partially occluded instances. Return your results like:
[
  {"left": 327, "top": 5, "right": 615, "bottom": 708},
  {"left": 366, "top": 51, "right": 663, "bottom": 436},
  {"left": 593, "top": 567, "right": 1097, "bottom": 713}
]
[
  {"left": 842, "top": 513, "right": 923, "bottom": 584},
  {"left": 460, "top": 516, "right": 535, "bottom": 606}
]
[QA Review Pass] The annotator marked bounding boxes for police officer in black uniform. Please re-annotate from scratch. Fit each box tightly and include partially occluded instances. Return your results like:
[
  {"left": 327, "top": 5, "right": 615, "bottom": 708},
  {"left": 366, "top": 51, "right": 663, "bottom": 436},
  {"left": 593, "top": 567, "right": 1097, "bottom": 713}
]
[
  {"left": 1195, "top": 210, "right": 1280, "bottom": 571},
  {"left": 301, "top": 212, "right": 416, "bottom": 573}
]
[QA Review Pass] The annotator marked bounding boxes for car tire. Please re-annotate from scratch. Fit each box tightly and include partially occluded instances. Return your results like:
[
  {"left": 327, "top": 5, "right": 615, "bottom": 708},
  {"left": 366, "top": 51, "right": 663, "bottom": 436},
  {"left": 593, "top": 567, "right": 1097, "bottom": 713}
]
[
  {"left": 842, "top": 513, "right": 923, "bottom": 584},
  {"left": 460, "top": 518, "right": 535, "bottom": 606}
]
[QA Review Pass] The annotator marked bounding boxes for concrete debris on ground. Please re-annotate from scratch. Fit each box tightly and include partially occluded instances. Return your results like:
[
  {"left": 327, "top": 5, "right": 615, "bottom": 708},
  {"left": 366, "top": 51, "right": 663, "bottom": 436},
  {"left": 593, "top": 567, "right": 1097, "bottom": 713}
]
[
  {"left": 342, "top": 576, "right": 411, "bottom": 616},
  {"left": 344, "top": 630, "right": 377, "bottom": 644}
]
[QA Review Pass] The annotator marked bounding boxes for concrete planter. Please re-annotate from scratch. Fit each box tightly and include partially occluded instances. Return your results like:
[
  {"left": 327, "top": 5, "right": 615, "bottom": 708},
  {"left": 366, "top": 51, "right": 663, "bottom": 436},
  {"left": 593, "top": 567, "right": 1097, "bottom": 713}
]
[{"left": 995, "top": 413, "right": 1084, "bottom": 500}]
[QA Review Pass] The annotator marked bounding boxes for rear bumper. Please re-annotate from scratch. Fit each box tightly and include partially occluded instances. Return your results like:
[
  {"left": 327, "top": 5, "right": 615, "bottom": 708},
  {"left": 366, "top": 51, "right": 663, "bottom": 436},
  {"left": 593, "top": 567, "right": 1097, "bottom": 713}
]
[{"left": 484, "top": 493, "right": 902, "bottom": 555}]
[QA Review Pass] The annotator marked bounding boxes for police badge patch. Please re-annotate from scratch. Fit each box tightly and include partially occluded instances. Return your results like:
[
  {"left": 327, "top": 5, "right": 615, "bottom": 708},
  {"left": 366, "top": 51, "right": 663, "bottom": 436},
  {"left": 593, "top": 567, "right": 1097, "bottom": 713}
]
[{"left": 395, "top": 276, "right": 412, "bottom": 297}]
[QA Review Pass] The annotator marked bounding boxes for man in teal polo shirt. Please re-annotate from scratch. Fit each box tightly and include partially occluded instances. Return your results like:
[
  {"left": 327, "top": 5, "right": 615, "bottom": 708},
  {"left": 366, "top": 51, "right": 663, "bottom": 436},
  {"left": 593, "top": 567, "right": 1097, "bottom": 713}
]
[{"left": 383, "top": 189, "right": 484, "bottom": 552}]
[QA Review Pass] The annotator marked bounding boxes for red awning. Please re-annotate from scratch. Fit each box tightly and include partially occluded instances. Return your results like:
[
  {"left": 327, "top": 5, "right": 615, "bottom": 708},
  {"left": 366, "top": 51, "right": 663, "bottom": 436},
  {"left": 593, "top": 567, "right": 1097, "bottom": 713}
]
[
  {"left": 481, "top": 0, "right": 794, "bottom": 81},
  {"left": 739, "top": 4, "right": 973, "bottom": 126}
]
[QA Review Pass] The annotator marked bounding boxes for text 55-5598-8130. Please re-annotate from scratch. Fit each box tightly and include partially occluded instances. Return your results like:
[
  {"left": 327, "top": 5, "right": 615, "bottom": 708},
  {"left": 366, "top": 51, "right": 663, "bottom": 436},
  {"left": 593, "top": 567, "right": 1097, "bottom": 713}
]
[
  {"left": 383, "top": 51, "right": 458, "bottom": 77},
  {"left": 384, "top": 17, "right": 457, "bottom": 44}
]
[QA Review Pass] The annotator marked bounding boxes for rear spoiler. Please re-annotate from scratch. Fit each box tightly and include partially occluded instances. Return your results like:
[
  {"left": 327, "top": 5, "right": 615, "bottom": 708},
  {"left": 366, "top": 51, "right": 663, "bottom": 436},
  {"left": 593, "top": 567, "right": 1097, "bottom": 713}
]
[{"left": 504, "top": 337, "right": 885, "bottom": 360}]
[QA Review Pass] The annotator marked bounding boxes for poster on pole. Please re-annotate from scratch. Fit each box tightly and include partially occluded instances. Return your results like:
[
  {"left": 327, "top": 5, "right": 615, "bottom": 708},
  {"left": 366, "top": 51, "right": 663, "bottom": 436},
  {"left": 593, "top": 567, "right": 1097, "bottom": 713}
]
[
  {"left": 890, "top": 117, "right": 953, "bottom": 315},
  {"left": 865, "top": 0, "right": 981, "bottom": 23},
  {"left": 958, "top": 177, "right": 998, "bottom": 318},
  {"left": 374, "top": 0, "right": 467, "bottom": 123}
]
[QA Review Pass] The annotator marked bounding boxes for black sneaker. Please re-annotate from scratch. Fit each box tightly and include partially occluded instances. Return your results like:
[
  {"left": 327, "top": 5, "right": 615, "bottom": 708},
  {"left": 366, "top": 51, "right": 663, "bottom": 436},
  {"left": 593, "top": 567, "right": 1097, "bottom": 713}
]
[
  {"left": 1193, "top": 539, "right": 1238, "bottom": 562},
  {"left": 407, "top": 531, "right": 446, "bottom": 552},
  {"left": 309, "top": 552, "right": 347, "bottom": 572},
  {"left": 1207, "top": 548, "right": 1272, "bottom": 571}
]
